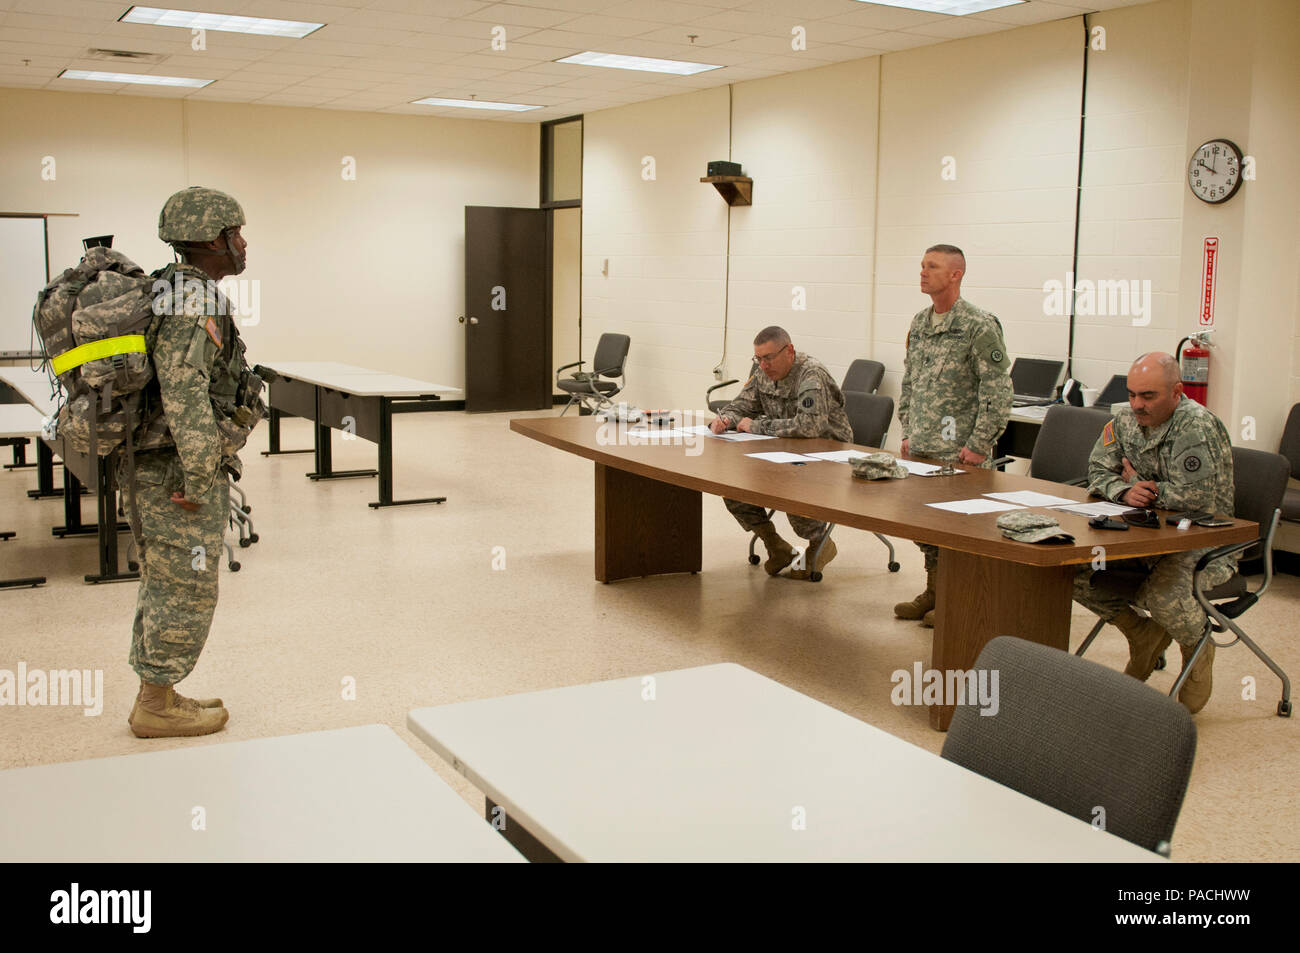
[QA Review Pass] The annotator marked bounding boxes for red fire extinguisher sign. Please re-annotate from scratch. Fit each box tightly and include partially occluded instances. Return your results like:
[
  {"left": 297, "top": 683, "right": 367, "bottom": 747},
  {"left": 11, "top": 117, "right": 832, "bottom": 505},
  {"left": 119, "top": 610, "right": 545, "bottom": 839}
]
[{"left": 1200, "top": 237, "right": 1218, "bottom": 327}]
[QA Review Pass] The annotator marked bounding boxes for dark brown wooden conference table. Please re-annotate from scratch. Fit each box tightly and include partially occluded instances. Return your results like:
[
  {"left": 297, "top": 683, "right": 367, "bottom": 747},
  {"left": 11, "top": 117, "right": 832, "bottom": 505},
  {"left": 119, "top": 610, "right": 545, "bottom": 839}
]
[{"left": 512, "top": 415, "right": 1256, "bottom": 730}]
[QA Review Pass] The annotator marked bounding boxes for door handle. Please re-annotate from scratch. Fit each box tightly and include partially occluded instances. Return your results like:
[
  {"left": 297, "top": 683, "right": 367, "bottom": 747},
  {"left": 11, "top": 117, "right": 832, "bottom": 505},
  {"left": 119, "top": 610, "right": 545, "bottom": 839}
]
[
  {"left": 469, "top": 316, "right": 479, "bottom": 325},
  {"left": 458, "top": 315, "right": 465, "bottom": 324}
]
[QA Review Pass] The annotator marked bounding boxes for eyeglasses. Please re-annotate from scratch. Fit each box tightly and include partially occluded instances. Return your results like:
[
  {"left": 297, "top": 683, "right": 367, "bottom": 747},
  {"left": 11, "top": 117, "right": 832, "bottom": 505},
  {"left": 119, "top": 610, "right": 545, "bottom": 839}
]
[{"left": 755, "top": 344, "right": 789, "bottom": 365}]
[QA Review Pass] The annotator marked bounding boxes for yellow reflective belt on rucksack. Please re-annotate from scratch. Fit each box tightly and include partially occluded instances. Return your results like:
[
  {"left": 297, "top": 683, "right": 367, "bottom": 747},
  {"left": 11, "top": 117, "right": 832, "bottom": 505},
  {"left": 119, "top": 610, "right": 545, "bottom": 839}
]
[{"left": 50, "top": 334, "right": 147, "bottom": 376}]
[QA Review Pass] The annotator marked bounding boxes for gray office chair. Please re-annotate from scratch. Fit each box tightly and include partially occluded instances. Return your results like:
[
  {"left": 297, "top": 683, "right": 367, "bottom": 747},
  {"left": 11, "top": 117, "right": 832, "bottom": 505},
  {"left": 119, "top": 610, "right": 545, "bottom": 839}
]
[
  {"left": 991, "top": 401, "right": 1112, "bottom": 474},
  {"left": 557, "top": 333, "right": 629, "bottom": 416},
  {"left": 841, "top": 358, "right": 884, "bottom": 397},
  {"left": 942, "top": 636, "right": 1196, "bottom": 857},
  {"left": 1076, "top": 447, "right": 1292, "bottom": 716},
  {"left": 845, "top": 391, "right": 900, "bottom": 573},
  {"left": 1278, "top": 403, "right": 1300, "bottom": 535}
]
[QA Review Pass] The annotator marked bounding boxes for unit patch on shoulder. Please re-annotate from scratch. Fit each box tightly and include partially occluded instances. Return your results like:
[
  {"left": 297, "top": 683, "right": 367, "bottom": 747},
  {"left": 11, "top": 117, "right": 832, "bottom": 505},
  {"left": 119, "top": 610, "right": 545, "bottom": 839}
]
[
  {"left": 204, "top": 316, "right": 222, "bottom": 348},
  {"left": 990, "top": 348, "right": 1003, "bottom": 363},
  {"left": 801, "top": 396, "right": 815, "bottom": 409},
  {"left": 1184, "top": 454, "right": 1202, "bottom": 473},
  {"left": 1102, "top": 420, "right": 1116, "bottom": 446}
]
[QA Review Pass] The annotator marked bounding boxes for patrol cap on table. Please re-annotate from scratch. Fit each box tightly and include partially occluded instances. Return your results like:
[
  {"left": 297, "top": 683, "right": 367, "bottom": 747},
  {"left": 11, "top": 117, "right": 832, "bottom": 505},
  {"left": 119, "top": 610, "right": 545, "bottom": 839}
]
[
  {"left": 996, "top": 511, "right": 1074, "bottom": 544},
  {"left": 851, "top": 452, "right": 908, "bottom": 480}
]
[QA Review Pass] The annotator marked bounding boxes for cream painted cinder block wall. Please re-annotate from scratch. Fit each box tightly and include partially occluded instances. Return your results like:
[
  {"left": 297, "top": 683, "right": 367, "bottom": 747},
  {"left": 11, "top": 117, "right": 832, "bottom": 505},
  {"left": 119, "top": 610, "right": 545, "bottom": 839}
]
[
  {"left": 581, "top": 86, "right": 730, "bottom": 413},
  {"left": 1073, "top": 0, "right": 1191, "bottom": 393},
  {"left": 728, "top": 59, "right": 879, "bottom": 391},
  {"left": 0, "top": 89, "right": 538, "bottom": 388},
  {"left": 873, "top": 17, "right": 1084, "bottom": 409}
]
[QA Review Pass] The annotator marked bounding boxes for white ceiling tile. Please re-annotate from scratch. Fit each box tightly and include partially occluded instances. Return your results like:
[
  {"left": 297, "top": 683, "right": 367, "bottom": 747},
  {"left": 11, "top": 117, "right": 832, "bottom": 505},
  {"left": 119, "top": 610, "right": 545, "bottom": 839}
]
[
  {"left": 900, "top": 15, "right": 1020, "bottom": 39},
  {"left": 457, "top": 3, "right": 582, "bottom": 28},
  {"left": 558, "top": 13, "right": 675, "bottom": 37},
  {"left": 635, "top": 26, "right": 746, "bottom": 47},
  {"left": 488, "top": 0, "right": 622, "bottom": 12},
  {"left": 818, "top": 5, "right": 950, "bottom": 31},
  {"left": 367, "top": 0, "right": 489, "bottom": 13},
  {"left": 590, "top": 0, "right": 712, "bottom": 23},
  {"left": 967, "top": 1, "right": 1089, "bottom": 25},
  {"left": 840, "top": 30, "right": 934, "bottom": 52}
]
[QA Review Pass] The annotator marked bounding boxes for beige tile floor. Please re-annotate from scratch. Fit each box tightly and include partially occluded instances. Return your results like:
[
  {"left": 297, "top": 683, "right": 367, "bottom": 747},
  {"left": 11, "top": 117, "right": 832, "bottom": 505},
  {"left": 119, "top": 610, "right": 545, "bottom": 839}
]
[{"left": 1, "top": 408, "right": 1296, "bottom": 861}]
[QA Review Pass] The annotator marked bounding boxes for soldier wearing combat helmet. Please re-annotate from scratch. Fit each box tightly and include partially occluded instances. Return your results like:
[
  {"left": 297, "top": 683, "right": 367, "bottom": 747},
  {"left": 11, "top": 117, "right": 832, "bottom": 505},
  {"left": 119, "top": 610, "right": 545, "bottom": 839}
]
[
  {"left": 125, "top": 186, "right": 264, "bottom": 738},
  {"left": 894, "top": 244, "right": 1013, "bottom": 627}
]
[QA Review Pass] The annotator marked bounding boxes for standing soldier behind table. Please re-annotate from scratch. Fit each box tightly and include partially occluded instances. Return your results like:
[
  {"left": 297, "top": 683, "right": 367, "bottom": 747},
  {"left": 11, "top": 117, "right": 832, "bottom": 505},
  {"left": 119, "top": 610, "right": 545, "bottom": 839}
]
[
  {"left": 1073, "top": 352, "right": 1234, "bottom": 712},
  {"left": 710, "top": 326, "right": 852, "bottom": 580},
  {"left": 894, "top": 244, "right": 1013, "bottom": 628},
  {"left": 126, "top": 186, "right": 265, "bottom": 739}
]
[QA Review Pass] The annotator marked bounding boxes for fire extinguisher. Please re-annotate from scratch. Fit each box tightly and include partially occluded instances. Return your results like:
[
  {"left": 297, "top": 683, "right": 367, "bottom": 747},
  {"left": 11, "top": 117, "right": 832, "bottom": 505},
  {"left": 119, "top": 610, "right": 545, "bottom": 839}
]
[{"left": 1177, "top": 331, "right": 1212, "bottom": 406}]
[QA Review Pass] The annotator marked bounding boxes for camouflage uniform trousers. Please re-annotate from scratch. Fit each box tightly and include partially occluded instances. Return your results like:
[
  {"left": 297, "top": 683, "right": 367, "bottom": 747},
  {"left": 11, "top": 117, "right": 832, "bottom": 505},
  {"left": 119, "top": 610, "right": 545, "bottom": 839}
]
[
  {"left": 724, "top": 499, "right": 827, "bottom": 541},
  {"left": 1072, "top": 550, "right": 1233, "bottom": 648},
  {"left": 125, "top": 450, "right": 229, "bottom": 685},
  {"left": 915, "top": 451, "right": 995, "bottom": 573}
]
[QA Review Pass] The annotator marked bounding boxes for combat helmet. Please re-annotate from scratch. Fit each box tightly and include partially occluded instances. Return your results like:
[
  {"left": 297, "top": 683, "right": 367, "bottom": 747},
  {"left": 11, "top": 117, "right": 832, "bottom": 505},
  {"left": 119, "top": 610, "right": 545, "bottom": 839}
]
[{"left": 158, "top": 186, "right": 246, "bottom": 273}]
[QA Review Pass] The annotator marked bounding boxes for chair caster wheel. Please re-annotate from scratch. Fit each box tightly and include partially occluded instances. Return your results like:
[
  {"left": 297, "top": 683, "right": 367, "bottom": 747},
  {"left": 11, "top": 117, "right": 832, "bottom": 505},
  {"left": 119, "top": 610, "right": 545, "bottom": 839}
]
[
  {"left": 128, "top": 561, "right": 139, "bottom": 572},
  {"left": 249, "top": 533, "right": 259, "bottom": 543},
  {"left": 229, "top": 561, "right": 240, "bottom": 572},
  {"left": 239, "top": 538, "right": 251, "bottom": 548},
  {"left": 809, "top": 571, "right": 822, "bottom": 583},
  {"left": 748, "top": 555, "right": 760, "bottom": 565},
  {"left": 1279, "top": 700, "right": 1292, "bottom": 717},
  {"left": 888, "top": 561, "right": 900, "bottom": 572},
  {"left": 1154, "top": 653, "right": 1167, "bottom": 671}
]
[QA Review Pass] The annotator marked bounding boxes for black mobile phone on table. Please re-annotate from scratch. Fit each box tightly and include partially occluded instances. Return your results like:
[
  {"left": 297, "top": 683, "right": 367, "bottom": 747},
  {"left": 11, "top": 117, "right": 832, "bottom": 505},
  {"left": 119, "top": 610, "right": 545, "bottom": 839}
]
[
  {"left": 1121, "top": 508, "right": 1161, "bottom": 528},
  {"left": 1195, "top": 516, "right": 1234, "bottom": 527},
  {"left": 1165, "top": 511, "right": 1211, "bottom": 526}
]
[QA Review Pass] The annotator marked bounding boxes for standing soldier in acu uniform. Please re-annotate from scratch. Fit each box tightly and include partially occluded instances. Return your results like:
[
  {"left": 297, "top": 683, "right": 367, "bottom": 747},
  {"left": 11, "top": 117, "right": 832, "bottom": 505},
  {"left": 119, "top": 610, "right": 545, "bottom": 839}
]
[
  {"left": 710, "top": 326, "right": 853, "bottom": 580},
  {"left": 1073, "top": 352, "right": 1234, "bottom": 712},
  {"left": 127, "top": 186, "right": 264, "bottom": 738},
  {"left": 894, "top": 244, "right": 1013, "bottom": 627}
]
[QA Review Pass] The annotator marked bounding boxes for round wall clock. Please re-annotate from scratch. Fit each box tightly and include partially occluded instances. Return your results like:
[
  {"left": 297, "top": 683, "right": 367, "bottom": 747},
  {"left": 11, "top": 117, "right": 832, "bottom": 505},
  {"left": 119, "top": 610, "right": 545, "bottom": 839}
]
[{"left": 1187, "top": 138, "right": 1243, "bottom": 204}]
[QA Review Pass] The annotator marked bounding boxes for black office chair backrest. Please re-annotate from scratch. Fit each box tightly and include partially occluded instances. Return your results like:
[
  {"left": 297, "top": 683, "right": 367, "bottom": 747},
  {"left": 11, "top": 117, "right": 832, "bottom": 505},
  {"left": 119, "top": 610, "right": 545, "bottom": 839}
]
[
  {"left": 591, "top": 333, "right": 630, "bottom": 378},
  {"left": 941, "top": 636, "right": 1196, "bottom": 856},
  {"left": 842, "top": 359, "right": 884, "bottom": 395},
  {"left": 1279, "top": 403, "right": 1300, "bottom": 479},
  {"left": 1028, "top": 405, "right": 1112, "bottom": 483},
  {"left": 1230, "top": 446, "right": 1290, "bottom": 561},
  {"left": 844, "top": 392, "right": 893, "bottom": 447}
]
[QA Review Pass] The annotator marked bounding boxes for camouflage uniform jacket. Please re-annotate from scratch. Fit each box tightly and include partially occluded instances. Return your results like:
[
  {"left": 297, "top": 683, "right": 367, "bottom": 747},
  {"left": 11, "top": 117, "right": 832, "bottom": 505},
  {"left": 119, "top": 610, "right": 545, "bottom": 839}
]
[
  {"left": 134, "top": 264, "right": 261, "bottom": 494},
  {"left": 719, "top": 352, "right": 852, "bottom": 441},
  {"left": 1086, "top": 395, "right": 1234, "bottom": 515},
  {"left": 898, "top": 297, "right": 1012, "bottom": 459}
]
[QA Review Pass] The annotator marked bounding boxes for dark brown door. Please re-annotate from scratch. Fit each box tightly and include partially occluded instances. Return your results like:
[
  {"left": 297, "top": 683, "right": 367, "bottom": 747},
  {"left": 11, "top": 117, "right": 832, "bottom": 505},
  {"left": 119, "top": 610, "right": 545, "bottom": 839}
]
[{"left": 464, "top": 206, "right": 550, "bottom": 412}]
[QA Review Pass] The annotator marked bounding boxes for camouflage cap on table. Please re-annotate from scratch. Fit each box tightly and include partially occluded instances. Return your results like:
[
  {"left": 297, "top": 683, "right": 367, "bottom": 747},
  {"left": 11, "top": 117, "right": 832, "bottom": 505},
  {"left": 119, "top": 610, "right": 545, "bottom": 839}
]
[
  {"left": 851, "top": 452, "right": 908, "bottom": 480},
  {"left": 996, "top": 510, "right": 1075, "bottom": 544}
]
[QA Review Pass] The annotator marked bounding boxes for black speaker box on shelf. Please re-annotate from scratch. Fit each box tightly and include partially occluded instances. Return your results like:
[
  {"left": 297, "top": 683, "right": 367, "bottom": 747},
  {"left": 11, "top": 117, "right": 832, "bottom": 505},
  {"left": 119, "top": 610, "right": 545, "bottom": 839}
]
[{"left": 707, "top": 160, "right": 742, "bottom": 177}]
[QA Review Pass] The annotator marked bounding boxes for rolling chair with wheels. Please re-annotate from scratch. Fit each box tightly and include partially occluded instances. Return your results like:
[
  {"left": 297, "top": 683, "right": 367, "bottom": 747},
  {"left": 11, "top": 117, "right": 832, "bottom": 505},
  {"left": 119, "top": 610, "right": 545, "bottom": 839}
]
[
  {"left": 942, "top": 636, "right": 1196, "bottom": 857},
  {"left": 1075, "top": 447, "right": 1292, "bottom": 716},
  {"left": 556, "top": 333, "right": 630, "bottom": 416},
  {"left": 1278, "top": 403, "right": 1300, "bottom": 541}
]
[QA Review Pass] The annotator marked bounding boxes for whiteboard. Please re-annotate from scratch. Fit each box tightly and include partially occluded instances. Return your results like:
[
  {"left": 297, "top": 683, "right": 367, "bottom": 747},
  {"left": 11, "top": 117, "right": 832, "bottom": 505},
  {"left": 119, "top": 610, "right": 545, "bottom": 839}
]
[{"left": 0, "top": 217, "right": 49, "bottom": 357}]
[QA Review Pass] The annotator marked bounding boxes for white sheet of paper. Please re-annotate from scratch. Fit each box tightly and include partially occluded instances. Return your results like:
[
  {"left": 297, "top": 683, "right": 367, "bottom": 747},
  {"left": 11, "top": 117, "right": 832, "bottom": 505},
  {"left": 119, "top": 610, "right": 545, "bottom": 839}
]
[
  {"left": 1051, "top": 501, "right": 1131, "bottom": 518},
  {"left": 901, "top": 460, "right": 955, "bottom": 475},
  {"left": 984, "top": 490, "right": 1078, "bottom": 507},
  {"left": 677, "top": 425, "right": 712, "bottom": 434},
  {"left": 926, "top": 499, "right": 1025, "bottom": 515},
  {"left": 745, "top": 451, "right": 822, "bottom": 464},
  {"left": 806, "top": 450, "right": 870, "bottom": 463},
  {"left": 711, "top": 431, "right": 775, "bottom": 442}
]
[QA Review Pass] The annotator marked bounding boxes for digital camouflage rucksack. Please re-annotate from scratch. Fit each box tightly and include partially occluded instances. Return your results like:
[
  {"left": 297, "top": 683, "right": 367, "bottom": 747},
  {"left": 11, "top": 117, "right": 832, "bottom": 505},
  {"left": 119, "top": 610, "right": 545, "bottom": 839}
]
[{"left": 32, "top": 246, "right": 162, "bottom": 460}]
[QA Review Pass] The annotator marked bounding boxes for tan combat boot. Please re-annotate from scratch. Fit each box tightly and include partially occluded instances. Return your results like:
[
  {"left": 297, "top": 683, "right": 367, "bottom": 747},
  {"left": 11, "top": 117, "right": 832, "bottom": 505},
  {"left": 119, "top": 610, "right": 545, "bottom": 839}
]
[
  {"left": 1178, "top": 641, "right": 1215, "bottom": 714},
  {"left": 130, "top": 680, "right": 229, "bottom": 738},
  {"left": 895, "top": 568, "right": 936, "bottom": 621},
  {"left": 790, "top": 538, "right": 837, "bottom": 581},
  {"left": 752, "top": 521, "right": 797, "bottom": 576},
  {"left": 1111, "top": 609, "right": 1174, "bottom": 681},
  {"left": 921, "top": 608, "right": 935, "bottom": 628},
  {"left": 127, "top": 683, "right": 224, "bottom": 727}
]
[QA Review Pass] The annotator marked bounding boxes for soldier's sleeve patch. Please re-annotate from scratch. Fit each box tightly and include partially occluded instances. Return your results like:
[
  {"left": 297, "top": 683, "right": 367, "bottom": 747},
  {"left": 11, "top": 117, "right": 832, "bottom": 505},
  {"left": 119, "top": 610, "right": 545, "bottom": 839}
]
[
  {"left": 990, "top": 347, "right": 1003, "bottom": 363},
  {"left": 1183, "top": 454, "right": 1202, "bottom": 472},
  {"left": 1172, "top": 446, "right": 1211, "bottom": 482},
  {"left": 801, "top": 395, "right": 815, "bottom": 410},
  {"left": 204, "top": 316, "right": 222, "bottom": 348},
  {"left": 1102, "top": 420, "right": 1116, "bottom": 446}
]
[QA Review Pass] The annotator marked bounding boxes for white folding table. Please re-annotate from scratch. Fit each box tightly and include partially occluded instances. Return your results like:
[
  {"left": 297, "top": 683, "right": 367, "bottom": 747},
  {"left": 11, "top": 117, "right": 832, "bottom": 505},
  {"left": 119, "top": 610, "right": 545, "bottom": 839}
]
[
  {"left": 260, "top": 361, "right": 462, "bottom": 508},
  {"left": 0, "top": 725, "right": 524, "bottom": 862},
  {"left": 408, "top": 663, "right": 1165, "bottom": 863}
]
